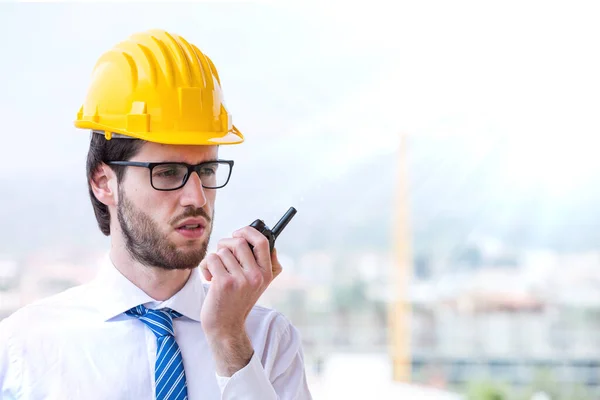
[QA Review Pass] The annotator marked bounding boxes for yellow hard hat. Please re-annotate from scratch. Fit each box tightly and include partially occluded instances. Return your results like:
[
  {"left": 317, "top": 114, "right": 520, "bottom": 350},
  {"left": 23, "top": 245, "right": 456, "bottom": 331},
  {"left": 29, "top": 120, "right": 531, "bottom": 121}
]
[{"left": 74, "top": 29, "right": 244, "bottom": 145}]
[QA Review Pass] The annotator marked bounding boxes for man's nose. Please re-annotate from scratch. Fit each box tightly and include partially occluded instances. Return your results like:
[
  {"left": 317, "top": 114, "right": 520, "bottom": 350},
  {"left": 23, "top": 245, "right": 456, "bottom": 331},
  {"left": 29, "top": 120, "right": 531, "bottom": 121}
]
[{"left": 179, "top": 171, "right": 207, "bottom": 209}]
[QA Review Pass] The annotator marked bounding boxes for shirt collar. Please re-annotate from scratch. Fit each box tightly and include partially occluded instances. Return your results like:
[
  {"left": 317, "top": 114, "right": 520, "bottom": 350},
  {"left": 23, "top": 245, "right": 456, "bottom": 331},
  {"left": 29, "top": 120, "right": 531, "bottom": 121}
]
[{"left": 92, "top": 254, "right": 205, "bottom": 323}]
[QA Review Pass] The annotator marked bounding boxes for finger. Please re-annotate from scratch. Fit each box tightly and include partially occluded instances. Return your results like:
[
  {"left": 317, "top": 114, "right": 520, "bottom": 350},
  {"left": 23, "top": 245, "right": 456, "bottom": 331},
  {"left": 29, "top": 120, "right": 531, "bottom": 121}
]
[
  {"left": 232, "top": 226, "right": 271, "bottom": 268},
  {"left": 271, "top": 248, "right": 283, "bottom": 279},
  {"left": 199, "top": 258, "right": 213, "bottom": 281},
  {"left": 200, "top": 265, "right": 213, "bottom": 281},
  {"left": 218, "top": 237, "right": 259, "bottom": 271},
  {"left": 216, "top": 248, "right": 245, "bottom": 280},
  {"left": 202, "top": 253, "right": 230, "bottom": 281},
  {"left": 218, "top": 239, "right": 268, "bottom": 287}
]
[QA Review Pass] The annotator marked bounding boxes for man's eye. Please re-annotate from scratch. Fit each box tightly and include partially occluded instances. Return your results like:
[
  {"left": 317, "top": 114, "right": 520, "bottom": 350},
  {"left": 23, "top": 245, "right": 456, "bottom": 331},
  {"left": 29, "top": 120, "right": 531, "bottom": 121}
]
[
  {"left": 154, "top": 167, "right": 180, "bottom": 177},
  {"left": 199, "top": 167, "right": 217, "bottom": 176}
]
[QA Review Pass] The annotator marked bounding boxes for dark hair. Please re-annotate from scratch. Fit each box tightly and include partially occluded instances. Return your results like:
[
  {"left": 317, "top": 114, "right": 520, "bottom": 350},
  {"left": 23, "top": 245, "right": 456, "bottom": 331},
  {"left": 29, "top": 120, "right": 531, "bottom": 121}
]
[{"left": 86, "top": 133, "right": 144, "bottom": 236}]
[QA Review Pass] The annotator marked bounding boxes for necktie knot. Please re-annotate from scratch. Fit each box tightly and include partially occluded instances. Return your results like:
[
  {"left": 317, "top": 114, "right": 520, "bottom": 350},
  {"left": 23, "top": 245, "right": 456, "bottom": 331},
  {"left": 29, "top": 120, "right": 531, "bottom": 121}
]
[{"left": 126, "top": 305, "right": 183, "bottom": 338}]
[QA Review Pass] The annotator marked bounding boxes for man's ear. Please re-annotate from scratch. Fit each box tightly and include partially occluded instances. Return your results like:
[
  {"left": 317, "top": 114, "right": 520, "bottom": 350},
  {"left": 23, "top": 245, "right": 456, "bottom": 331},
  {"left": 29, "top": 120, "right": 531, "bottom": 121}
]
[{"left": 90, "top": 163, "right": 119, "bottom": 207}]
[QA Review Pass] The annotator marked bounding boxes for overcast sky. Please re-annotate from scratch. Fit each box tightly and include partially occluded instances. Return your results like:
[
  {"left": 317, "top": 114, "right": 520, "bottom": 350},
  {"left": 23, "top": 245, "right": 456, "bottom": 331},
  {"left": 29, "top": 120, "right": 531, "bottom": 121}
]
[{"left": 1, "top": 1, "right": 600, "bottom": 187}]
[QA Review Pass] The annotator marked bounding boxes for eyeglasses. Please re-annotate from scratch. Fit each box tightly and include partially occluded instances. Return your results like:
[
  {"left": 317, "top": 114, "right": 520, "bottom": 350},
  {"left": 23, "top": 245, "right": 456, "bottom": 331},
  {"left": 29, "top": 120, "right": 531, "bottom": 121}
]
[{"left": 107, "top": 160, "right": 234, "bottom": 191}]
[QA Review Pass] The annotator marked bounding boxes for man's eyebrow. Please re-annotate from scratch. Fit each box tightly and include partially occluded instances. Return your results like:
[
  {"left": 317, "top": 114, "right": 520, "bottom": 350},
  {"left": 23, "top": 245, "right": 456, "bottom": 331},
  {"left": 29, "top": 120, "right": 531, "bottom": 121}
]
[
  {"left": 154, "top": 159, "right": 221, "bottom": 164},
  {"left": 192, "top": 159, "right": 220, "bottom": 164}
]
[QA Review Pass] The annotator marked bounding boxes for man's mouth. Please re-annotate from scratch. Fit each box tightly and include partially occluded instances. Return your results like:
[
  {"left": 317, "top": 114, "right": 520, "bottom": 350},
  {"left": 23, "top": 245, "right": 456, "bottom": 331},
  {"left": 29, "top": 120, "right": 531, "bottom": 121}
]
[
  {"left": 175, "top": 217, "right": 206, "bottom": 229},
  {"left": 174, "top": 217, "right": 207, "bottom": 239},
  {"left": 179, "top": 224, "right": 201, "bottom": 230}
]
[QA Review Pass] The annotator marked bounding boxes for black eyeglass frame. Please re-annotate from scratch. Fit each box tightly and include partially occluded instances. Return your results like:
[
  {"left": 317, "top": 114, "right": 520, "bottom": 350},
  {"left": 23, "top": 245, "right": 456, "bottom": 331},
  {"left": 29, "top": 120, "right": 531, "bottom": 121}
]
[{"left": 106, "top": 160, "right": 235, "bottom": 191}]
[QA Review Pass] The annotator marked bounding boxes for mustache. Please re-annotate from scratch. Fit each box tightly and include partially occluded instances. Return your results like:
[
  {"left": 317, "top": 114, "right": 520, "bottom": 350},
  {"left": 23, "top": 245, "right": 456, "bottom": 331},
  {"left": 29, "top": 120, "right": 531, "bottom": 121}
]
[{"left": 170, "top": 207, "right": 212, "bottom": 226}]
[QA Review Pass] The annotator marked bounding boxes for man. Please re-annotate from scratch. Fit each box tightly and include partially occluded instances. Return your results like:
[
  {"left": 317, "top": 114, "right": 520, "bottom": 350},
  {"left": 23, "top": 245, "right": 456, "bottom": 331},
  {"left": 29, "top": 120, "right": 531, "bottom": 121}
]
[{"left": 0, "top": 29, "right": 312, "bottom": 399}]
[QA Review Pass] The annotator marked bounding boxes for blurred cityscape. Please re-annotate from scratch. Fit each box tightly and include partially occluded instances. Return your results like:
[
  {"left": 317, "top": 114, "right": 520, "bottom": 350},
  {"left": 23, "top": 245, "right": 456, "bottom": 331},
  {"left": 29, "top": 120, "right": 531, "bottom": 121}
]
[{"left": 3, "top": 135, "right": 600, "bottom": 399}]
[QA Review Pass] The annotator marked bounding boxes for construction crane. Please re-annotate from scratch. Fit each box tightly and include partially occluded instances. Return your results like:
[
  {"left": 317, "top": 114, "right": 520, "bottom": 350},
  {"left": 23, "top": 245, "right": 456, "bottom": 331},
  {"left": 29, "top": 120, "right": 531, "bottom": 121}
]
[{"left": 389, "top": 133, "right": 413, "bottom": 382}]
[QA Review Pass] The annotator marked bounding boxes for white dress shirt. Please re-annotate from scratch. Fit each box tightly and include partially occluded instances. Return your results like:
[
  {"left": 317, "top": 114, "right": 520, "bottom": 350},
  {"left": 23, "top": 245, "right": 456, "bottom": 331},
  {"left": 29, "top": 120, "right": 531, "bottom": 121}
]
[{"left": 0, "top": 256, "right": 312, "bottom": 400}]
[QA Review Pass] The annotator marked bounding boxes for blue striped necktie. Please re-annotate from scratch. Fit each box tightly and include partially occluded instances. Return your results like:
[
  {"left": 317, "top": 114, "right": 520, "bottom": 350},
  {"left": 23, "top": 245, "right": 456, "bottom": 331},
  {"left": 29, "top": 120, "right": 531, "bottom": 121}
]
[{"left": 126, "top": 305, "right": 188, "bottom": 400}]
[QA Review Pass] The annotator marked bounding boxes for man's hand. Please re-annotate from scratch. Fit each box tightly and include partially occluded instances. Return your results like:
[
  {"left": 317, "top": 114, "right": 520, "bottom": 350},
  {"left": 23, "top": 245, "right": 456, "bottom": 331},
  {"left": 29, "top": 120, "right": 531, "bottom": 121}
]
[{"left": 199, "top": 226, "right": 283, "bottom": 376}]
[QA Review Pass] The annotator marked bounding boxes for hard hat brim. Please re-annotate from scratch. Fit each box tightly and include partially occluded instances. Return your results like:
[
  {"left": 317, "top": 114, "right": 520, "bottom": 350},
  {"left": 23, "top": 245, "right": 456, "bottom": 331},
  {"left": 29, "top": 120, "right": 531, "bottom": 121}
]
[{"left": 74, "top": 121, "right": 244, "bottom": 145}]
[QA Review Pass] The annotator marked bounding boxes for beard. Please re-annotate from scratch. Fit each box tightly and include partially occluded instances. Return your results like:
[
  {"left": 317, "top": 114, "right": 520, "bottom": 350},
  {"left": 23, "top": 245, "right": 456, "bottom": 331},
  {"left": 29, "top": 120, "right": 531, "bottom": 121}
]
[{"left": 116, "top": 186, "right": 213, "bottom": 270}]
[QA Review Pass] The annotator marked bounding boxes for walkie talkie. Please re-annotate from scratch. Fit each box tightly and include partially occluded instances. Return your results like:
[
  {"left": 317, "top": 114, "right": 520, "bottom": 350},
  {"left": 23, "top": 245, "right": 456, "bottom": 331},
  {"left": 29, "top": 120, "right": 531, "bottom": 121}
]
[{"left": 249, "top": 207, "right": 297, "bottom": 252}]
